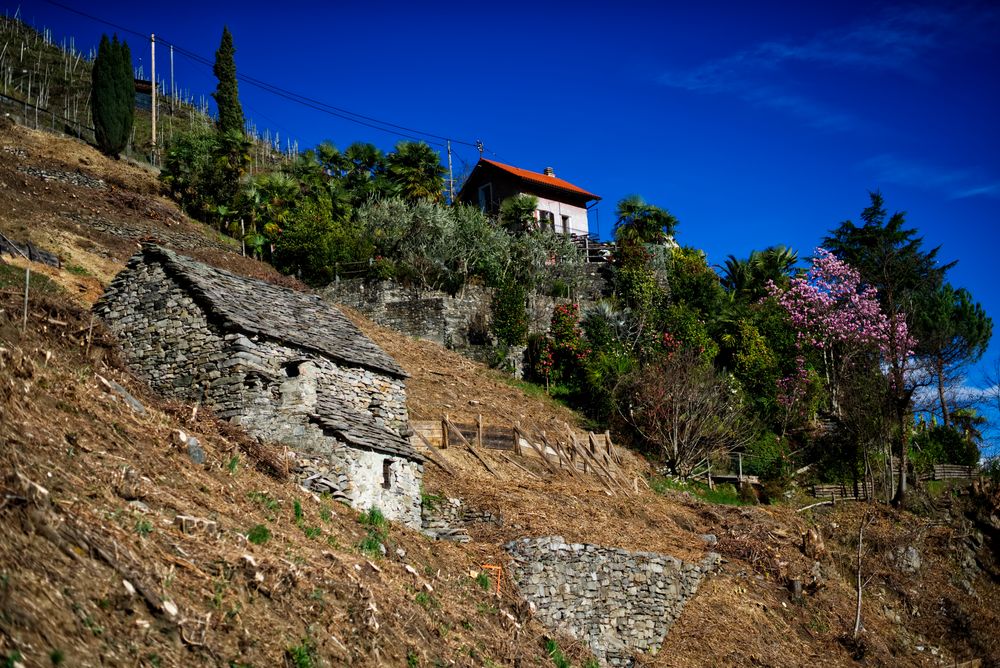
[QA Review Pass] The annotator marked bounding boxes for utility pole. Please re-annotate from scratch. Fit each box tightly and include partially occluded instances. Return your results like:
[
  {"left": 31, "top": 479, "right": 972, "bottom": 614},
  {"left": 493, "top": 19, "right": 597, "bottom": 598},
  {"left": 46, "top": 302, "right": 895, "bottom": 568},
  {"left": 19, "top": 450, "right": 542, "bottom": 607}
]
[
  {"left": 150, "top": 33, "right": 157, "bottom": 162},
  {"left": 169, "top": 43, "right": 174, "bottom": 114},
  {"left": 446, "top": 140, "right": 454, "bottom": 204}
]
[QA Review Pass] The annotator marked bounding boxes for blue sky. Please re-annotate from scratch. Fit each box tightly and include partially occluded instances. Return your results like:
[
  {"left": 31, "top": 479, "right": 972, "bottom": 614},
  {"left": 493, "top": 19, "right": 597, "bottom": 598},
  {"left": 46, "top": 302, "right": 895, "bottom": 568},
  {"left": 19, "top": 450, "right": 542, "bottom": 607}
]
[{"left": 10, "top": 0, "right": 1000, "bottom": 447}]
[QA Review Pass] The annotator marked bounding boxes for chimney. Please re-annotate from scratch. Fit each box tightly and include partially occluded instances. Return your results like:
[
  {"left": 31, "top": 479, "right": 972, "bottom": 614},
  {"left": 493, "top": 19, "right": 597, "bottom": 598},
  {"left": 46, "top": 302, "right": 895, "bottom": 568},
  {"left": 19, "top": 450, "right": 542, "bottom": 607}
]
[{"left": 543, "top": 166, "right": 555, "bottom": 177}]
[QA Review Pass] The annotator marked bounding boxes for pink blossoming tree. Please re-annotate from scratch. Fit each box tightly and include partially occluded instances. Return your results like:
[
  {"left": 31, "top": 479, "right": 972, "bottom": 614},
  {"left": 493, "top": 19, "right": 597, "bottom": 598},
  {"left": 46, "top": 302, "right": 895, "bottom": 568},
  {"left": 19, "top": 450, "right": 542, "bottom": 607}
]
[{"left": 767, "top": 248, "right": 916, "bottom": 422}]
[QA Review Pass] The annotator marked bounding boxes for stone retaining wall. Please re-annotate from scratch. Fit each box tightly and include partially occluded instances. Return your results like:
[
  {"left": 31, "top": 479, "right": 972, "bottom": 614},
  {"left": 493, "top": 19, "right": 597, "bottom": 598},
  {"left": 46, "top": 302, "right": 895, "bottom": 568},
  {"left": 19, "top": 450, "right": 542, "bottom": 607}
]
[
  {"left": 323, "top": 279, "right": 605, "bottom": 372},
  {"left": 505, "top": 536, "right": 719, "bottom": 666}
]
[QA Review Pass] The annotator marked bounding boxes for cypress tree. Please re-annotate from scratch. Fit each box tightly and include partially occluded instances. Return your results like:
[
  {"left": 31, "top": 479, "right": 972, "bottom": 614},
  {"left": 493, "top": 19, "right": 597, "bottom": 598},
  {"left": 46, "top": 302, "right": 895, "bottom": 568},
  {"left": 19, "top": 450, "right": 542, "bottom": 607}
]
[
  {"left": 212, "top": 27, "right": 244, "bottom": 135},
  {"left": 91, "top": 34, "right": 134, "bottom": 157}
]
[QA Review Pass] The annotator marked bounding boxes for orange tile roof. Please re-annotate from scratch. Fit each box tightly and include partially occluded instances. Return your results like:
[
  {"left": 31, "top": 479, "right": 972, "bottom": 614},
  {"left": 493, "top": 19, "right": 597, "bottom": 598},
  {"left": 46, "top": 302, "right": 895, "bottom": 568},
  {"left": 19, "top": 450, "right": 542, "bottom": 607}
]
[{"left": 479, "top": 158, "right": 600, "bottom": 201}]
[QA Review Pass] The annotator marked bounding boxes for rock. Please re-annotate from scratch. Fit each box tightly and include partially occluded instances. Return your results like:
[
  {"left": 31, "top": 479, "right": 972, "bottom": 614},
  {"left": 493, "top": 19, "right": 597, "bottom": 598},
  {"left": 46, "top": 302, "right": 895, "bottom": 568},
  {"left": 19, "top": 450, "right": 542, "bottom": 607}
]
[
  {"left": 174, "top": 514, "right": 218, "bottom": 536},
  {"left": 185, "top": 437, "right": 205, "bottom": 465},
  {"left": 700, "top": 533, "right": 718, "bottom": 546},
  {"left": 97, "top": 375, "right": 146, "bottom": 415},
  {"left": 802, "top": 527, "right": 826, "bottom": 560},
  {"left": 128, "top": 500, "right": 151, "bottom": 513},
  {"left": 894, "top": 546, "right": 921, "bottom": 573}
]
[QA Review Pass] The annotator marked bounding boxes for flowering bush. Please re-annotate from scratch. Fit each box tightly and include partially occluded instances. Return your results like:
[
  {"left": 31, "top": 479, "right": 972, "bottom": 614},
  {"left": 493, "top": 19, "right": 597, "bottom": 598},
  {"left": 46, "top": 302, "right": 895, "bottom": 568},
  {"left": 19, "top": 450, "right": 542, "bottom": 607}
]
[
  {"left": 530, "top": 303, "right": 591, "bottom": 391},
  {"left": 767, "top": 248, "right": 916, "bottom": 416}
]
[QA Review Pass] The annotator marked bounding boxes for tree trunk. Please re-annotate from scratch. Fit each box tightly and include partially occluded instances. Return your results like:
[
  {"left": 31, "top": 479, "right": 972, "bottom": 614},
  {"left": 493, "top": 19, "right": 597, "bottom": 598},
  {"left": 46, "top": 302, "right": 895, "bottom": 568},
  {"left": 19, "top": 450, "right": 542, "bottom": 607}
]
[
  {"left": 935, "top": 355, "right": 949, "bottom": 428},
  {"left": 892, "top": 386, "right": 912, "bottom": 507}
]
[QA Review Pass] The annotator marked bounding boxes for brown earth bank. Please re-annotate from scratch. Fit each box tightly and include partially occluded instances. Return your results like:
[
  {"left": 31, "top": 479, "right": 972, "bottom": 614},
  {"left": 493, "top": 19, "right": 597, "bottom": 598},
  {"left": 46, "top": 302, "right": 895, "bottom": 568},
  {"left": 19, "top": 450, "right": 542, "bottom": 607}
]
[{"left": 1, "top": 119, "right": 999, "bottom": 667}]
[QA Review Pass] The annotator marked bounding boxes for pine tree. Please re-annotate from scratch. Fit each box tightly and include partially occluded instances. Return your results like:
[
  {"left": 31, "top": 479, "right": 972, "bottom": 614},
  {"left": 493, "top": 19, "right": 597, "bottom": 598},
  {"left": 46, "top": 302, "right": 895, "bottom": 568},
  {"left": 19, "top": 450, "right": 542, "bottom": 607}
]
[
  {"left": 91, "top": 34, "right": 134, "bottom": 157},
  {"left": 212, "top": 27, "right": 244, "bottom": 136}
]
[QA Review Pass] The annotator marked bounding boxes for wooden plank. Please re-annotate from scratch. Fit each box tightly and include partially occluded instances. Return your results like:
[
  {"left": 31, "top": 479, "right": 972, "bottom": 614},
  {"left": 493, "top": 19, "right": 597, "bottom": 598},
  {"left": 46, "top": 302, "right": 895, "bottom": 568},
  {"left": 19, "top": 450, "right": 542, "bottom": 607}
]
[
  {"left": 589, "top": 432, "right": 628, "bottom": 492},
  {"left": 605, "top": 430, "right": 622, "bottom": 466},
  {"left": 514, "top": 426, "right": 558, "bottom": 473},
  {"left": 499, "top": 452, "right": 542, "bottom": 480},
  {"left": 596, "top": 433, "right": 635, "bottom": 488},
  {"left": 538, "top": 431, "right": 569, "bottom": 472},
  {"left": 562, "top": 424, "right": 586, "bottom": 473},
  {"left": 591, "top": 434, "right": 617, "bottom": 471},
  {"left": 412, "top": 430, "right": 456, "bottom": 476},
  {"left": 573, "top": 432, "right": 586, "bottom": 473},
  {"left": 544, "top": 433, "right": 577, "bottom": 477},
  {"left": 567, "top": 435, "right": 617, "bottom": 494},
  {"left": 445, "top": 417, "right": 499, "bottom": 478}
]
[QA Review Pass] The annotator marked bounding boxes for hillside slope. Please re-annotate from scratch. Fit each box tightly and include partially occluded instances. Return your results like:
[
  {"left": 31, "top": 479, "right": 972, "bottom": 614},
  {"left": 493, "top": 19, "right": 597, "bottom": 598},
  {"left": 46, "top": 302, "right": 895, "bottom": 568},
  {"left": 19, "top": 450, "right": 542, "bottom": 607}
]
[{"left": 1, "top": 120, "right": 998, "bottom": 667}]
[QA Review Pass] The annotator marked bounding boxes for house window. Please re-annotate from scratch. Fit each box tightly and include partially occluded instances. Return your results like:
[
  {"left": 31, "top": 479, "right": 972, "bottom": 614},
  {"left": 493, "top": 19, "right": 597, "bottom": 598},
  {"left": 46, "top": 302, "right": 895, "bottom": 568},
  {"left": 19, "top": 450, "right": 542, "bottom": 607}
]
[
  {"left": 382, "top": 459, "right": 393, "bottom": 489},
  {"left": 478, "top": 183, "right": 493, "bottom": 211},
  {"left": 561, "top": 215, "right": 571, "bottom": 235},
  {"left": 538, "top": 210, "right": 555, "bottom": 231}
]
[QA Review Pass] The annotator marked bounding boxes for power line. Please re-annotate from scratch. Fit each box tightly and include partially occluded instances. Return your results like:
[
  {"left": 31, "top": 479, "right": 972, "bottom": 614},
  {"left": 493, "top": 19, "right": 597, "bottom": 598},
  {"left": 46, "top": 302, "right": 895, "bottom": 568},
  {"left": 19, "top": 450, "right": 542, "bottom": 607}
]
[{"left": 40, "top": 0, "right": 479, "bottom": 148}]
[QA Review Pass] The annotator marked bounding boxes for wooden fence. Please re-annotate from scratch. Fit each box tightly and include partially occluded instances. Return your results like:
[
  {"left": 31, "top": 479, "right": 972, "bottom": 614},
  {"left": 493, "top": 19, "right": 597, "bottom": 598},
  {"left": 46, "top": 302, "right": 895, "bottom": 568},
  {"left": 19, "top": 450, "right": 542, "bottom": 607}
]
[
  {"left": 918, "top": 464, "right": 977, "bottom": 482},
  {"left": 812, "top": 482, "right": 875, "bottom": 501},
  {"left": 410, "top": 415, "right": 638, "bottom": 495}
]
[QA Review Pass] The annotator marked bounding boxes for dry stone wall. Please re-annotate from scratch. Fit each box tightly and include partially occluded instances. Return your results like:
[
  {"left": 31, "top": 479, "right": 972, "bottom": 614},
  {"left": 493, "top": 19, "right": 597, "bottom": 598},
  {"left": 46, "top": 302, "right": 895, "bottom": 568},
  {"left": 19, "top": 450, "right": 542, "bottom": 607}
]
[
  {"left": 323, "top": 279, "right": 603, "bottom": 378},
  {"left": 505, "top": 536, "right": 720, "bottom": 666},
  {"left": 96, "top": 257, "right": 422, "bottom": 528},
  {"left": 324, "top": 280, "right": 492, "bottom": 349}
]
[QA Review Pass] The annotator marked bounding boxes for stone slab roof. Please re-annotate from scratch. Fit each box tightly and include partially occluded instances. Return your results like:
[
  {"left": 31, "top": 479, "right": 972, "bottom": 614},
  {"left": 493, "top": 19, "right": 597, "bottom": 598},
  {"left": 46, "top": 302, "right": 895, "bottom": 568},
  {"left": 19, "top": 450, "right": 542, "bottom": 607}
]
[
  {"left": 311, "top": 396, "right": 422, "bottom": 462},
  {"left": 138, "top": 245, "right": 407, "bottom": 379}
]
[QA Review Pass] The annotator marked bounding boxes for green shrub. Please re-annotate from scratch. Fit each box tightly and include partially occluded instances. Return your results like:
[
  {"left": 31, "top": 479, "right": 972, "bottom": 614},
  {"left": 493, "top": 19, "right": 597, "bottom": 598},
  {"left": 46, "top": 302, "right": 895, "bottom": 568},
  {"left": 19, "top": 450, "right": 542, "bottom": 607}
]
[
  {"left": 247, "top": 524, "right": 271, "bottom": 545},
  {"left": 134, "top": 519, "right": 153, "bottom": 538},
  {"left": 358, "top": 507, "right": 386, "bottom": 528},
  {"left": 910, "top": 425, "right": 979, "bottom": 472},
  {"left": 247, "top": 491, "right": 280, "bottom": 511},
  {"left": 285, "top": 638, "right": 317, "bottom": 668},
  {"left": 356, "top": 531, "right": 384, "bottom": 558},
  {"left": 544, "top": 639, "right": 571, "bottom": 668},
  {"left": 491, "top": 281, "right": 528, "bottom": 346},
  {"left": 982, "top": 456, "right": 1000, "bottom": 484}
]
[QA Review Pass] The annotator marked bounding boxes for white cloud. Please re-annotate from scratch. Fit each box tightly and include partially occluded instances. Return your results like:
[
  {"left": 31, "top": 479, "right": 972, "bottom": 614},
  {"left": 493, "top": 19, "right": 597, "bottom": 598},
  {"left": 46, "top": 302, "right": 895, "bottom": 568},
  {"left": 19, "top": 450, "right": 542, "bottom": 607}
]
[
  {"left": 860, "top": 153, "right": 1000, "bottom": 201},
  {"left": 658, "top": 4, "right": 999, "bottom": 130}
]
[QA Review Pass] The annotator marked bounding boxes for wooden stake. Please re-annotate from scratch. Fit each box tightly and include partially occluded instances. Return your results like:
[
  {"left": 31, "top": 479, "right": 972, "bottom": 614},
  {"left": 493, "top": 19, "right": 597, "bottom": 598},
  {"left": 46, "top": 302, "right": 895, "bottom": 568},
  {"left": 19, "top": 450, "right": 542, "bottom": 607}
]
[
  {"left": 514, "top": 426, "right": 557, "bottom": 473},
  {"left": 476, "top": 413, "right": 483, "bottom": 449},
  {"left": 499, "top": 452, "right": 541, "bottom": 480},
  {"left": 538, "top": 431, "right": 565, "bottom": 470},
  {"left": 445, "top": 417, "right": 498, "bottom": 478},
  {"left": 22, "top": 264, "right": 29, "bottom": 331},
  {"left": 540, "top": 431, "right": 575, "bottom": 476},
  {"left": 568, "top": 436, "right": 617, "bottom": 493},
  {"left": 150, "top": 34, "right": 156, "bottom": 161},
  {"left": 413, "top": 430, "right": 456, "bottom": 476}
]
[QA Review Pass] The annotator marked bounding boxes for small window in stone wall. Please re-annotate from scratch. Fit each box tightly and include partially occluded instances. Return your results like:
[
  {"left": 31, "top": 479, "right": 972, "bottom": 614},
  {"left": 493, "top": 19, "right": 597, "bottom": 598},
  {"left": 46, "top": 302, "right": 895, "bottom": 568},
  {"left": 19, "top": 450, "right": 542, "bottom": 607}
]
[
  {"left": 283, "top": 360, "right": 307, "bottom": 377},
  {"left": 382, "top": 459, "right": 393, "bottom": 489}
]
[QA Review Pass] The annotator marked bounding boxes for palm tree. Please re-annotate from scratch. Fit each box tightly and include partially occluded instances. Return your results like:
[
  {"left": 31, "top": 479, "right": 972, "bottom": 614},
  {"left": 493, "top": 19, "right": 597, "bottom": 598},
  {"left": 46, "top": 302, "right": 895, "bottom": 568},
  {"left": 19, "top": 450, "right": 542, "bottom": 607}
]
[
  {"left": 950, "top": 408, "right": 986, "bottom": 446},
  {"left": 343, "top": 142, "right": 387, "bottom": 205},
  {"left": 720, "top": 245, "right": 798, "bottom": 302},
  {"left": 755, "top": 245, "right": 798, "bottom": 284},
  {"left": 720, "top": 255, "right": 754, "bottom": 295},
  {"left": 613, "top": 195, "right": 678, "bottom": 245},
  {"left": 385, "top": 141, "right": 446, "bottom": 203}
]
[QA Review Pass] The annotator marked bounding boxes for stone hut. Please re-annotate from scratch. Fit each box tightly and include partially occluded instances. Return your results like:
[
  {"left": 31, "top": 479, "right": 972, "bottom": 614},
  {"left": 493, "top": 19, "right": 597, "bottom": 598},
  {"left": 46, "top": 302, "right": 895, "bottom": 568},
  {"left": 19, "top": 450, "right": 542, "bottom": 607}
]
[{"left": 95, "top": 244, "right": 423, "bottom": 527}]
